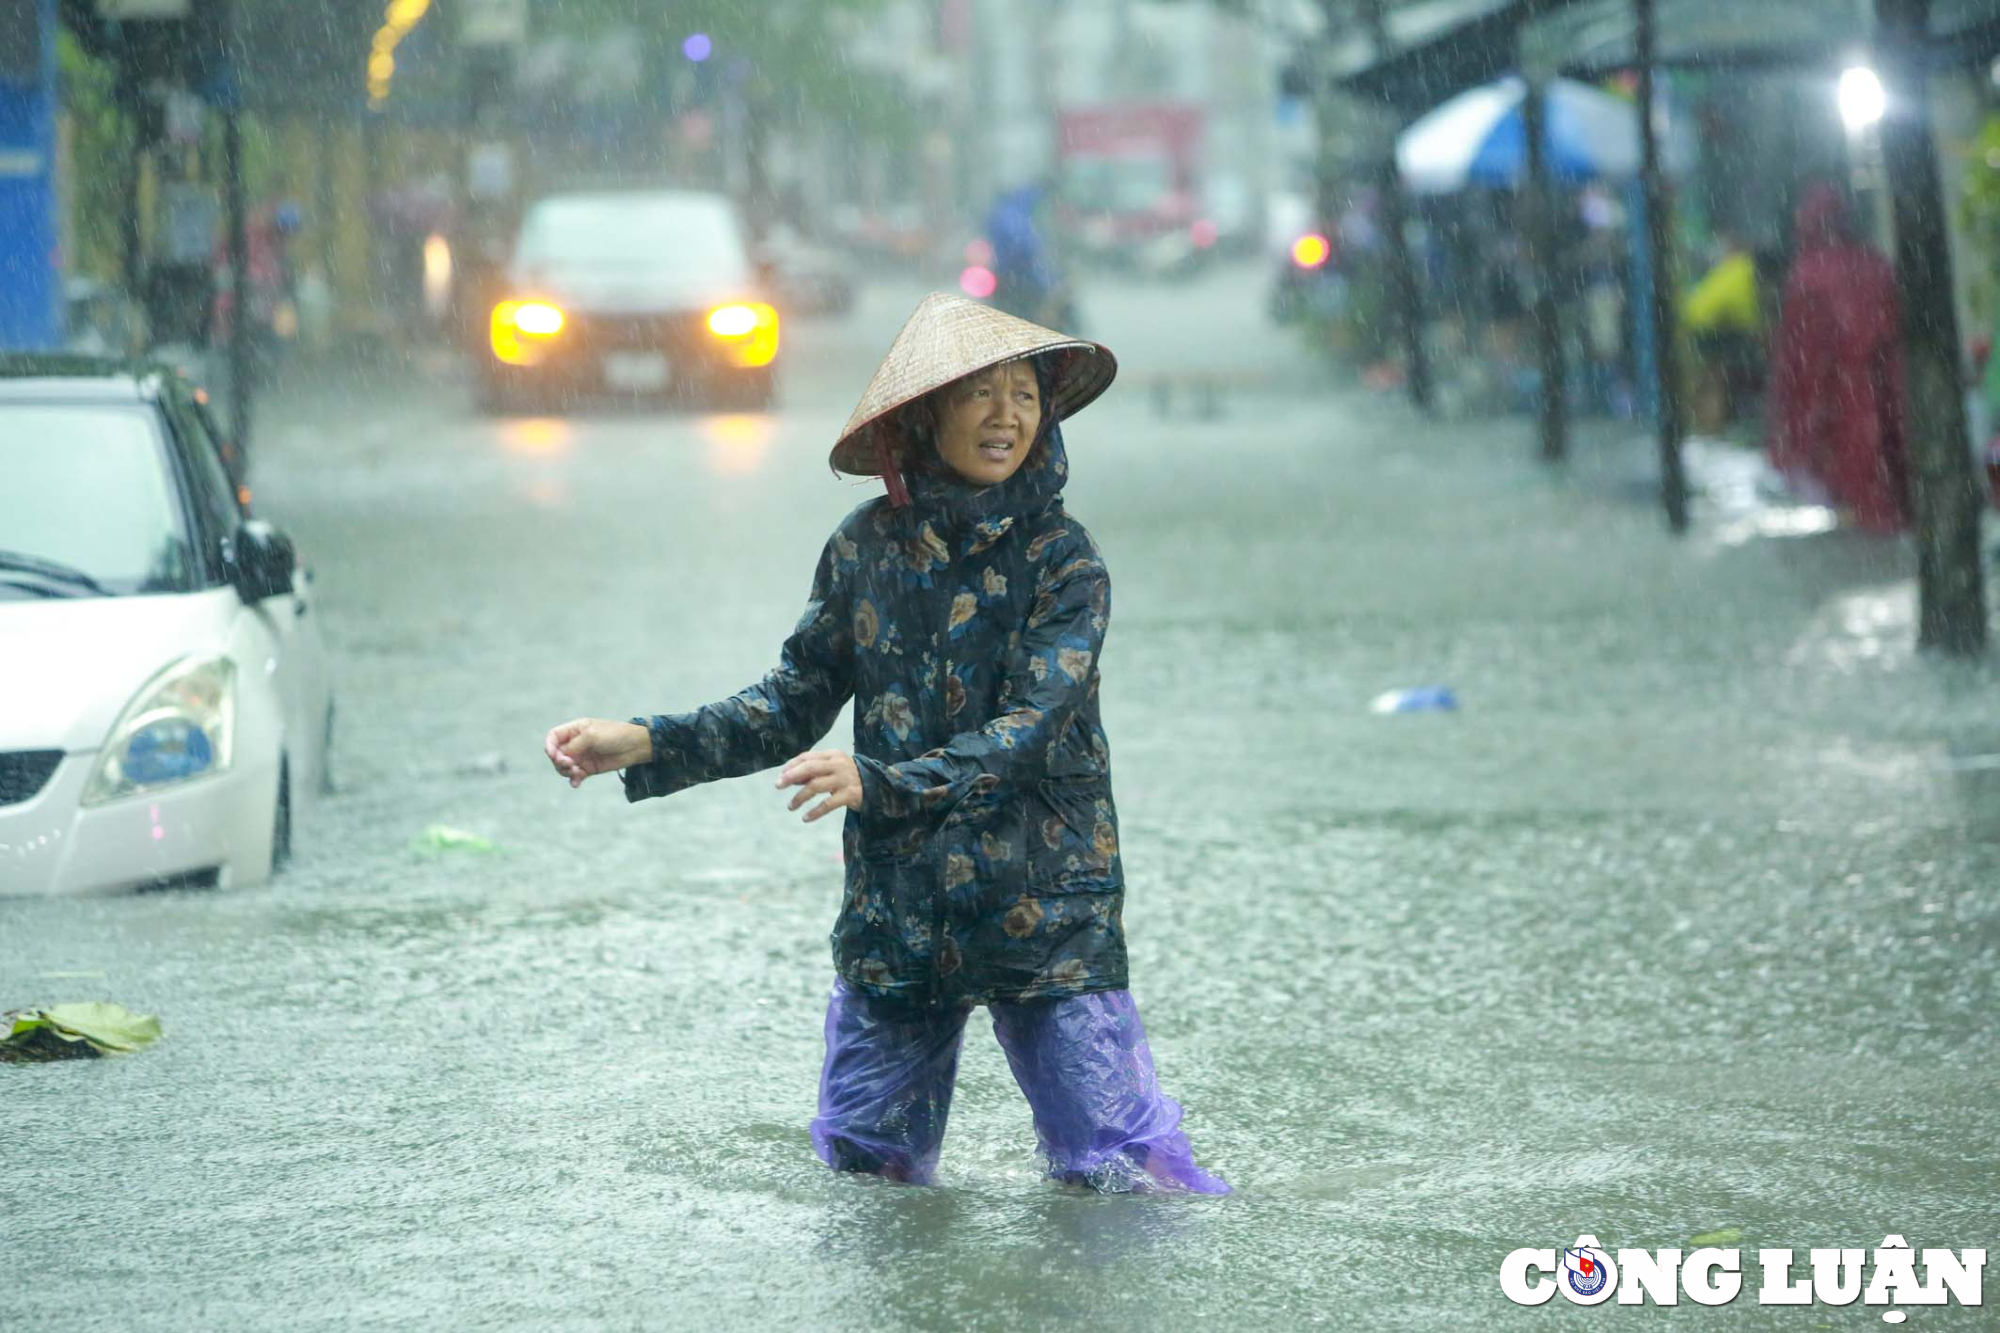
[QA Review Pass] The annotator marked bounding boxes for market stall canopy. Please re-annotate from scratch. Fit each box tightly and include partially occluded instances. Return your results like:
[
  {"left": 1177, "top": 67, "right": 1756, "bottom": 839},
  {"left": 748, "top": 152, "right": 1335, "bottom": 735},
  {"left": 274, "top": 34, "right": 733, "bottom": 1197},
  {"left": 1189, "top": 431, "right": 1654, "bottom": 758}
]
[
  {"left": 1341, "top": 0, "right": 2000, "bottom": 126},
  {"left": 1336, "top": 0, "right": 1537, "bottom": 116},
  {"left": 1396, "top": 74, "right": 1692, "bottom": 194},
  {"left": 1528, "top": 0, "right": 2000, "bottom": 76}
]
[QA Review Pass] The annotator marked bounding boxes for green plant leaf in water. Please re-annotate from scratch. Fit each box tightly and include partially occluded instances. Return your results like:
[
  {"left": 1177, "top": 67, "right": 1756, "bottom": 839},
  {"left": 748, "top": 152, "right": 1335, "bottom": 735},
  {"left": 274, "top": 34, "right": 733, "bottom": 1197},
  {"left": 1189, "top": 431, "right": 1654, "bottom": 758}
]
[
  {"left": 1, "top": 1003, "right": 163, "bottom": 1061},
  {"left": 415, "top": 824, "right": 499, "bottom": 854},
  {"left": 1689, "top": 1227, "right": 1743, "bottom": 1247}
]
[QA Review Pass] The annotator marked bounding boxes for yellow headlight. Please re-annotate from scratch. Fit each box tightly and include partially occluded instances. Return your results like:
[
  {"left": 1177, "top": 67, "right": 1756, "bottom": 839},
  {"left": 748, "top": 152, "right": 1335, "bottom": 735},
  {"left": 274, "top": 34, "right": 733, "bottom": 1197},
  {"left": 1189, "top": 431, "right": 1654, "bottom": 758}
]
[
  {"left": 706, "top": 302, "right": 779, "bottom": 367},
  {"left": 707, "top": 304, "right": 758, "bottom": 337},
  {"left": 512, "top": 302, "right": 564, "bottom": 335},
  {"left": 490, "top": 300, "right": 565, "bottom": 366}
]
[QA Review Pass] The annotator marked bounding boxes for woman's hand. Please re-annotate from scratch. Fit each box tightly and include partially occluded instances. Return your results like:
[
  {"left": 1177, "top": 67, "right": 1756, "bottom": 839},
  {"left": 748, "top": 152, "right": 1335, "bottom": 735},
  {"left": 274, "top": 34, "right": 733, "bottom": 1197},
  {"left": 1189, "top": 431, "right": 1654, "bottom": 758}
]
[
  {"left": 545, "top": 718, "right": 652, "bottom": 788},
  {"left": 777, "top": 750, "right": 863, "bottom": 823}
]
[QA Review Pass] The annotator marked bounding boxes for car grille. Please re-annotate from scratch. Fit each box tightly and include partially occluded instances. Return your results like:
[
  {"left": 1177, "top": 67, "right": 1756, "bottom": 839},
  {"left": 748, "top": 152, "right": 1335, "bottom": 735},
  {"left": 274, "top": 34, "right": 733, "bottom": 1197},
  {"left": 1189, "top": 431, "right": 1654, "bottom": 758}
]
[
  {"left": 570, "top": 312, "right": 705, "bottom": 355},
  {"left": 0, "top": 750, "right": 62, "bottom": 807}
]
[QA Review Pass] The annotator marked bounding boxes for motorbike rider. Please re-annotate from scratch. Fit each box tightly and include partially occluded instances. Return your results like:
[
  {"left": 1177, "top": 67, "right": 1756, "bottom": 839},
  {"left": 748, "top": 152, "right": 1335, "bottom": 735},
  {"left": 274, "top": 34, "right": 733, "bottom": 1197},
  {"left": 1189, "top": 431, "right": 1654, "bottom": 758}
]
[{"left": 984, "top": 178, "right": 1076, "bottom": 331}]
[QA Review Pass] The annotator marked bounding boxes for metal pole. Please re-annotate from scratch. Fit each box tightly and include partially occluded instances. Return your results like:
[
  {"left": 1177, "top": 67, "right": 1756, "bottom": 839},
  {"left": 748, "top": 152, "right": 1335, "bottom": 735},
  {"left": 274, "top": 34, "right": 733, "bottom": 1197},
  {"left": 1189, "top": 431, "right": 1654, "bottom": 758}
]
[
  {"left": 1637, "top": 0, "right": 1687, "bottom": 531},
  {"left": 1522, "top": 75, "right": 1567, "bottom": 462},
  {"left": 117, "top": 66, "right": 144, "bottom": 303},
  {"left": 224, "top": 101, "right": 251, "bottom": 456},
  {"left": 455, "top": 40, "right": 487, "bottom": 352},
  {"left": 1876, "top": 0, "right": 1987, "bottom": 655},
  {"left": 1379, "top": 153, "right": 1431, "bottom": 412}
]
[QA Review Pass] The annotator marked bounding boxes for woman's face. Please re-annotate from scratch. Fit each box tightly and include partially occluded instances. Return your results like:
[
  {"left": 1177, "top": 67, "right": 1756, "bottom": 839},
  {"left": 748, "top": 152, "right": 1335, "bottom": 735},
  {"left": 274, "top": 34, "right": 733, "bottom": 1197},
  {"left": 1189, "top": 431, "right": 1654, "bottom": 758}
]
[{"left": 932, "top": 362, "right": 1043, "bottom": 487}]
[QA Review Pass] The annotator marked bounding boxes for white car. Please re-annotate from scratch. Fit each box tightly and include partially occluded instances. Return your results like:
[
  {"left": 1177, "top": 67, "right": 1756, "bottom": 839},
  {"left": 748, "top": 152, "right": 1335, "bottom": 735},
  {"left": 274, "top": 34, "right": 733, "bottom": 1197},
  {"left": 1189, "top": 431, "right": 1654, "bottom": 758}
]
[{"left": 0, "top": 358, "right": 333, "bottom": 895}]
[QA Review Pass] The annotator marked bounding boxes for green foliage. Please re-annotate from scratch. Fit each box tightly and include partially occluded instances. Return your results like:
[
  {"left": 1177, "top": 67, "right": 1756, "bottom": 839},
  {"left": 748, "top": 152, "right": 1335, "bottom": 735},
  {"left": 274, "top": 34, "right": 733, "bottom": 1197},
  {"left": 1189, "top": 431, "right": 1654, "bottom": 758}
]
[
  {"left": 415, "top": 824, "right": 500, "bottom": 854},
  {"left": 1961, "top": 114, "right": 2000, "bottom": 243},
  {"left": 1958, "top": 114, "right": 2000, "bottom": 323},
  {"left": 56, "top": 30, "right": 133, "bottom": 283},
  {"left": 541, "top": 0, "right": 916, "bottom": 149}
]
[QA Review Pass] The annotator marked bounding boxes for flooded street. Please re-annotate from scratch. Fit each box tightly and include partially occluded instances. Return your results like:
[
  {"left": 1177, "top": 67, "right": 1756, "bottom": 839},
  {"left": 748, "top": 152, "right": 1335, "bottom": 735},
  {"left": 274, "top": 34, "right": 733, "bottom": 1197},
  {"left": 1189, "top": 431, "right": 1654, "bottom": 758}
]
[{"left": 6, "top": 267, "right": 1998, "bottom": 1330}]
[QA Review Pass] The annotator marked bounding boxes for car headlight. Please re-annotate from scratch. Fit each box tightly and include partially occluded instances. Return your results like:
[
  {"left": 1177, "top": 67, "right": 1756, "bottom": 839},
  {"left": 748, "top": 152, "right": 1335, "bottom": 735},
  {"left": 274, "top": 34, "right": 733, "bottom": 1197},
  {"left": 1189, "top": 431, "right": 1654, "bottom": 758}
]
[
  {"left": 491, "top": 299, "right": 566, "bottom": 366},
  {"left": 705, "top": 302, "right": 779, "bottom": 367},
  {"left": 81, "top": 656, "right": 237, "bottom": 807}
]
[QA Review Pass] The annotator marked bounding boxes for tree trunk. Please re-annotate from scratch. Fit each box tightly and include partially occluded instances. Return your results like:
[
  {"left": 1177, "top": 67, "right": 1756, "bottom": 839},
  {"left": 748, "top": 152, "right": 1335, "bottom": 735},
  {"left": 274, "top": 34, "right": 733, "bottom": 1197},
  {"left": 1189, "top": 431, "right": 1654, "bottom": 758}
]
[
  {"left": 1637, "top": 0, "right": 1687, "bottom": 531},
  {"left": 1877, "top": 0, "right": 1988, "bottom": 656}
]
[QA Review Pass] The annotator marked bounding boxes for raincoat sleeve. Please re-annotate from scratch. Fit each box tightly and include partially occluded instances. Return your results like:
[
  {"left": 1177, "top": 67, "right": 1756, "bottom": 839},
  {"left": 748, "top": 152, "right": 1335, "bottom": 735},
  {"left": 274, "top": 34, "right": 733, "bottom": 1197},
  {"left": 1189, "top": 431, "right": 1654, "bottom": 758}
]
[
  {"left": 622, "top": 535, "right": 854, "bottom": 801},
  {"left": 852, "top": 538, "right": 1108, "bottom": 823}
]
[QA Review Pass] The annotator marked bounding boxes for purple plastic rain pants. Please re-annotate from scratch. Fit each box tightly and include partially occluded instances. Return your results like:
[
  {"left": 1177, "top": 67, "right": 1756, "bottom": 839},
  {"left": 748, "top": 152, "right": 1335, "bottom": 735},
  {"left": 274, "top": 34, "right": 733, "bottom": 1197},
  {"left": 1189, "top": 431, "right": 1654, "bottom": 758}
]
[{"left": 808, "top": 979, "right": 1230, "bottom": 1194}]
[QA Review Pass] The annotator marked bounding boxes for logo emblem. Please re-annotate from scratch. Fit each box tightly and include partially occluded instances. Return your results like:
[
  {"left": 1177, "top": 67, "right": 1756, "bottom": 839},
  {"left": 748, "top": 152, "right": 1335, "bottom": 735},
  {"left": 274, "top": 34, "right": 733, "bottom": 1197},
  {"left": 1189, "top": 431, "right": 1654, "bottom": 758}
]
[{"left": 1563, "top": 1239, "right": 1615, "bottom": 1299}]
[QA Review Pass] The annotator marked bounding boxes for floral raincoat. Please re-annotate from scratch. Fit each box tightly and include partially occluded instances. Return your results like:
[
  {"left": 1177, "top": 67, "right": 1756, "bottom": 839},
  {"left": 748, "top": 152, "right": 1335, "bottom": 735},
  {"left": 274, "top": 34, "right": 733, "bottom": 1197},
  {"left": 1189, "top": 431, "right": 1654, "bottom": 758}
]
[{"left": 622, "top": 425, "right": 1125, "bottom": 1009}]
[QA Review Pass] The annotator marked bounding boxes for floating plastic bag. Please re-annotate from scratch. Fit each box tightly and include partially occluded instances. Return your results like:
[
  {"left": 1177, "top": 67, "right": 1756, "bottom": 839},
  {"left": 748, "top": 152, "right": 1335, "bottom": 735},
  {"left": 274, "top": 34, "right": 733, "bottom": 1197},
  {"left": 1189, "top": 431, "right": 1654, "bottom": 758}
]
[{"left": 1370, "top": 686, "right": 1459, "bottom": 714}]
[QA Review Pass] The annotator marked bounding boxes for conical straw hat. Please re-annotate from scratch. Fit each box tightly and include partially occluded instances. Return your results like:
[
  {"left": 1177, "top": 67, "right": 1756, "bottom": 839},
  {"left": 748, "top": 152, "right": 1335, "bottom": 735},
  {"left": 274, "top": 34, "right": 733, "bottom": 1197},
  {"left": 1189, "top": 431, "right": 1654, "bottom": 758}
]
[{"left": 830, "top": 291, "right": 1117, "bottom": 476}]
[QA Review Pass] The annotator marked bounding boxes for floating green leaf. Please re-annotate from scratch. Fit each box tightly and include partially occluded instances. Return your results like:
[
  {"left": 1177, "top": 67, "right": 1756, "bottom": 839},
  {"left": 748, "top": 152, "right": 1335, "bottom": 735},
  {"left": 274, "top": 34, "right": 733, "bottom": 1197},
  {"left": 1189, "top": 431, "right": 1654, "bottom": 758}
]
[
  {"left": 415, "top": 824, "right": 499, "bottom": 855},
  {"left": 1689, "top": 1228, "right": 1743, "bottom": 1247},
  {"left": 1, "top": 1003, "right": 163, "bottom": 1063}
]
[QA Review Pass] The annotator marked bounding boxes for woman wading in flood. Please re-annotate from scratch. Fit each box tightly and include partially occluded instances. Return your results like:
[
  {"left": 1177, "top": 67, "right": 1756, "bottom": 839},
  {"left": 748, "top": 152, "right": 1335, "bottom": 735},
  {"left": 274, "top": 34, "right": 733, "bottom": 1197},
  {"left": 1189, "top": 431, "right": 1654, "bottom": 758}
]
[{"left": 545, "top": 293, "right": 1227, "bottom": 1194}]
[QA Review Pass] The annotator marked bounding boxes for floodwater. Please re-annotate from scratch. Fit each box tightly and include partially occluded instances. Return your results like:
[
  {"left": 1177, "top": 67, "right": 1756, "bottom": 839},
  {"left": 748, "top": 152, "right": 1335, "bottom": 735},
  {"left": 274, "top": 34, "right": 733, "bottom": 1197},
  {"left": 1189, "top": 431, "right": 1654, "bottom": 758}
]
[{"left": 6, "top": 266, "right": 1997, "bottom": 1330}]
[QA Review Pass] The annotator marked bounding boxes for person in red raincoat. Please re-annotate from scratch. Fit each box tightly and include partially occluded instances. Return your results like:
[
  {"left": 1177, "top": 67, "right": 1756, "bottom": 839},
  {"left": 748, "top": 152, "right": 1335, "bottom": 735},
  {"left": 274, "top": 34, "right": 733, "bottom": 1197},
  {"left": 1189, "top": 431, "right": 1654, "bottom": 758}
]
[{"left": 1767, "top": 183, "right": 1910, "bottom": 534}]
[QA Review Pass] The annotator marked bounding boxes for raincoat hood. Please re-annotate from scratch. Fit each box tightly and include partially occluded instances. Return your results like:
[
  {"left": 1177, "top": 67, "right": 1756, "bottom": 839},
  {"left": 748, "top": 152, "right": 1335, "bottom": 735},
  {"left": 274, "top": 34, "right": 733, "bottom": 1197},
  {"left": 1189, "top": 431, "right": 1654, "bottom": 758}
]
[
  {"left": 1794, "top": 184, "right": 1855, "bottom": 253},
  {"left": 904, "top": 418, "right": 1072, "bottom": 535}
]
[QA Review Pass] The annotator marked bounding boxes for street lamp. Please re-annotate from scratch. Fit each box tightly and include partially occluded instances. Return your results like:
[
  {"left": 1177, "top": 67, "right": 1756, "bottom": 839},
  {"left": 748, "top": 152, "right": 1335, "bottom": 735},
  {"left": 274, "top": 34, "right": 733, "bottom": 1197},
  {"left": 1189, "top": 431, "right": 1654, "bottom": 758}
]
[{"left": 1839, "top": 66, "right": 1886, "bottom": 133}]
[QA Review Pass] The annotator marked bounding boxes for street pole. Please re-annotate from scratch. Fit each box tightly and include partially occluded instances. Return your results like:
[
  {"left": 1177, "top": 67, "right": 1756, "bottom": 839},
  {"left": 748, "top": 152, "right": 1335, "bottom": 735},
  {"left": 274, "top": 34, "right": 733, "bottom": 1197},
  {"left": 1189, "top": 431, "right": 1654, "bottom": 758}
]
[
  {"left": 1522, "top": 76, "right": 1567, "bottom": 462},
  {"left": 1379, "top": 153, "right": 1431, "bottom": 412},
  {"left": 1636, "top": 0, "right": 1687, "bottom": 531},
  {"left": 1875, "top": 0, "right": 1988, "bottom": 655},
  {"left": 1354, "top": 4, "right": 1430, "bottom": 415},
  {"left": 223, "top": 84, "right": 251, "bottom": 453},
  {"left": 458, "top": 0, "right": 526, "bottom": 349},
  {"left": 1308, "top": 39, "right": 1341, "bottom": 254},
  {"left": 118, "top": 63, "right": 142, "bottom": 302}
]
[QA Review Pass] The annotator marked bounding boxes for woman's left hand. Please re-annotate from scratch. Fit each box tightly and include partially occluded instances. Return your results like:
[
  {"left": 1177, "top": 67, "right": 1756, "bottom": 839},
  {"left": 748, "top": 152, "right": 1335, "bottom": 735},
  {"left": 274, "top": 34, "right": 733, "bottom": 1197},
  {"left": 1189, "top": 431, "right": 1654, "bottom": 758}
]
[{"left": 777, "top": 750, "right": 864, "bottom": 823}]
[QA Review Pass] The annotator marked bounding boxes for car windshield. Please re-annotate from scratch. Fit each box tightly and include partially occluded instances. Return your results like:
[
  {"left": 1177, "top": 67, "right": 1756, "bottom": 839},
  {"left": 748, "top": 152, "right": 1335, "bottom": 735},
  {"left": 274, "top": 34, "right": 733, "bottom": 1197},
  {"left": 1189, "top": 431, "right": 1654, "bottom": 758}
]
[
  {"left": 0, "top": 403, "right": 198, "bottom": 598},
  {"left": 514, "top": 194, "right": 751, "bottom": 281}
]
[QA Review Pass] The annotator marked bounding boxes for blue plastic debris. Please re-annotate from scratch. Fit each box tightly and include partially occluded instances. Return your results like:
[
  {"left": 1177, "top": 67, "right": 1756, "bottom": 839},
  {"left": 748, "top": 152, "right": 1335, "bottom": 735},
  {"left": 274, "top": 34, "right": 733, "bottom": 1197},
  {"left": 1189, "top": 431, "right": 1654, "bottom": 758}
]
[{"left": 1370, "top": 687, "right": 1459, "bottom": 714}]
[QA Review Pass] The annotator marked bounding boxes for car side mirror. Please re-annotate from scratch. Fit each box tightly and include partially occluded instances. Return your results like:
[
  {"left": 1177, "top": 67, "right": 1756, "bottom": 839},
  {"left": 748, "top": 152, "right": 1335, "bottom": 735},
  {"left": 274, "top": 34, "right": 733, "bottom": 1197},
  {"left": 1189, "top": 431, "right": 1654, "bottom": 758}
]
[{"left": 228, "top": 520, "right": 298, "bottom": 603}]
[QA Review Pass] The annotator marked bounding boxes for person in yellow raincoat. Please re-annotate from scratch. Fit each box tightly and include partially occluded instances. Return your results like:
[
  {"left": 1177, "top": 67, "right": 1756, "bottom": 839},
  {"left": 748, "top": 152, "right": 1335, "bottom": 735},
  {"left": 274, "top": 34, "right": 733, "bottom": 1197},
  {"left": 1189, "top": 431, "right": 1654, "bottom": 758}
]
[{"left": 1681, "top": 232, "right": 1765, "bottom": 435}]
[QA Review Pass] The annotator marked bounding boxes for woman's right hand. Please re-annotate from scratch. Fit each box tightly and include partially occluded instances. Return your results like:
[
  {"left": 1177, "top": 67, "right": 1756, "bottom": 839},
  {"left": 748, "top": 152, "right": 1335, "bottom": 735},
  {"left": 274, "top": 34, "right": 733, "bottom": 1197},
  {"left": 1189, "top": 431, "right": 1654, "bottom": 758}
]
[{"left": 544, "top": 718, "right": 652, "bottom": 788}]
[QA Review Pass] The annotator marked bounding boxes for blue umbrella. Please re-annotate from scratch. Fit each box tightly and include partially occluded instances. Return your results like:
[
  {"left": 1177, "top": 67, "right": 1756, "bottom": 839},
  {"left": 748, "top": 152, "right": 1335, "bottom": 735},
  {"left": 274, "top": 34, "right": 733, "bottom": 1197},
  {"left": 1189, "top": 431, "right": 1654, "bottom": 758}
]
[{"left": 1397, "top": 75, "right": 1690, "bottom": 195}]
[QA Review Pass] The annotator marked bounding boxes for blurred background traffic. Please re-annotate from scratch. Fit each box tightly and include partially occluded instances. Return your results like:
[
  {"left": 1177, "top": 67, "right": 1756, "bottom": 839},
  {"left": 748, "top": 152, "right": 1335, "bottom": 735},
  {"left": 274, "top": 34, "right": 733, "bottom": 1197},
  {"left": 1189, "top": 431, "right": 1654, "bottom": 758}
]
[
  {"left": 2, "top": 3, "right": 1997, "bottom": 433},
  {"left": 6, "top": 3, "right": 2000, "bottom": 485}
]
